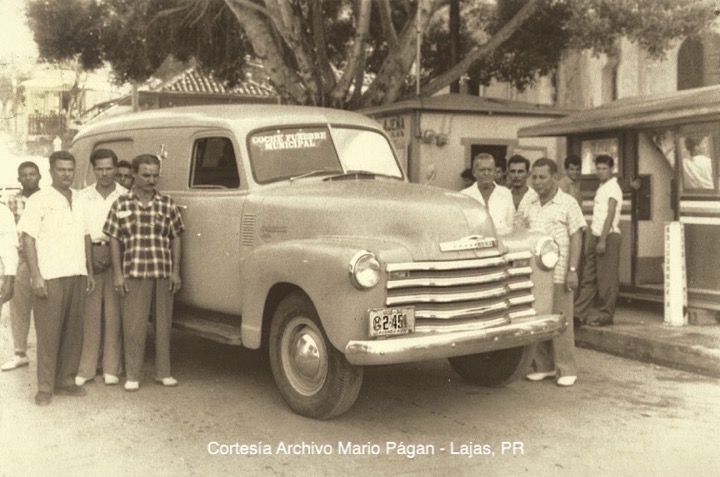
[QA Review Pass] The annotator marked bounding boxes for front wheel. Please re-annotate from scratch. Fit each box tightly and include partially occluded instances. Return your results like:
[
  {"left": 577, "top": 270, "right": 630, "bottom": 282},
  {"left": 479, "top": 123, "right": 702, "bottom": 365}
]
[
  {"left": 269, "top": 291, "right": 363, "bottom": 419},
  {"left": 448, "top": 344, "right": 536, "bottom": 387}
]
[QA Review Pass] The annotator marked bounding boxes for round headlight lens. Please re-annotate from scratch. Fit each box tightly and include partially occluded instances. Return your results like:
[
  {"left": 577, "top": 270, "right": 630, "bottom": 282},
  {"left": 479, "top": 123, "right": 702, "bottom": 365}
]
[
  {"left": 349, "top": 251, "right": 381, "bottom": 289},
  {"left": 536, "top": 238, "right": 559, "bottom": 270}
]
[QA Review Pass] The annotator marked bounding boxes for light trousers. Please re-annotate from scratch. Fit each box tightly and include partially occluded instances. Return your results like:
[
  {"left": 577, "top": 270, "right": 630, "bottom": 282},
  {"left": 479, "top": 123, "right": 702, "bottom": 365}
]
[
  {"left": 78, "top": 266, "right": 122, "bottom": 378},
  {"left": 122, "top": 278, "right": 174, "bottom": 382},
  {"left": 8, "top": 260, "right": 32, "bottom": 354},
  {"left": 532, "top": 284, "right": 577, "bottom": 377}
]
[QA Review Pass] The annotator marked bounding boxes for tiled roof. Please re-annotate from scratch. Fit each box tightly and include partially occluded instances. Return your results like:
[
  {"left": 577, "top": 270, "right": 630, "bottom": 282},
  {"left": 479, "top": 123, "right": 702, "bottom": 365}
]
[{"left": 158, "top": 67, "right": 277, "bottom": 98}]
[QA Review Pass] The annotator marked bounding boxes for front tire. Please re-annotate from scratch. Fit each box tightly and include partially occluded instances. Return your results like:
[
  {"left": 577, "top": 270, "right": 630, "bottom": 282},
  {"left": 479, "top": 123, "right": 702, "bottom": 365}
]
[
  {"left": 269, "top": 291, "right": 363, "bottom": 419},
  {"left": 448, "top": 344, "right": 536, "bottom": 387}
]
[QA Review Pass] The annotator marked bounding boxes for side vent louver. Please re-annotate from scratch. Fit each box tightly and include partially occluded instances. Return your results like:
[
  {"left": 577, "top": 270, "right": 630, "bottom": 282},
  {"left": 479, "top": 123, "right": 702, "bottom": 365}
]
[{"left": 241, "top": 214, "right": 257, "bottom": 246}]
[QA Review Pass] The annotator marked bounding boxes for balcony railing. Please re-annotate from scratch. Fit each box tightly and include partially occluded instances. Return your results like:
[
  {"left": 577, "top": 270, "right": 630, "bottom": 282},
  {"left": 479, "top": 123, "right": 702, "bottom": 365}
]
[{"left": 28, "top": 114, "right": 67, "bottom": 136}]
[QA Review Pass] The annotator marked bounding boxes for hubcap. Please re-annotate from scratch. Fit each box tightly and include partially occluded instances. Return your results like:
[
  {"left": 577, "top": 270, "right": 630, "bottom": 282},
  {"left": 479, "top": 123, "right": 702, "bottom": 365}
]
[{"left": 281, "top": 316, "right": 328, "bottom": 396}]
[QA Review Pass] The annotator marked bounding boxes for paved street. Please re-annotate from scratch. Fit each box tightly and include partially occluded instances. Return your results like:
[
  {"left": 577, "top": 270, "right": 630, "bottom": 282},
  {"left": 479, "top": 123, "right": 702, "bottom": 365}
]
[{"left": 1, "top": 309, "right": 718, "bottom": 477}]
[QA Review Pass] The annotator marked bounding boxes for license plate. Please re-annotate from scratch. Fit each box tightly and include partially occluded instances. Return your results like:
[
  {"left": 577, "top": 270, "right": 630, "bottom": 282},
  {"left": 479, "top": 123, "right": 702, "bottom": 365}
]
[{"left": 368, "top": 307, "right": 415, "bottom": 337}]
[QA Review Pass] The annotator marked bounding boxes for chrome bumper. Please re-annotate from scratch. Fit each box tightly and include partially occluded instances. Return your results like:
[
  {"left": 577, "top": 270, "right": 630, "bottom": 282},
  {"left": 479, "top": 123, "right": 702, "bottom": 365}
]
[{"left": 344, "top": 314, "right": 566, "bottom": 366}]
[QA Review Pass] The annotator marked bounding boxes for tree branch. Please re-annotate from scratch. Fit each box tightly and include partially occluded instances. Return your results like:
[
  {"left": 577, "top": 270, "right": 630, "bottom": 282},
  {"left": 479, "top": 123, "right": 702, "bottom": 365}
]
[
  {"left": 419, "top": 0, "right": 541, "bottom": 97},
  {"left": 331, "top": 0, "right": 372, "bottom": 107},
  {"left": 223, "top": 0, "right": 309, "bottom": 104},
  {"left": 311, "top": 0, "right": 336, "bottom": 103},
  {"left": 378, "top": 0, "right": 398, "bottom": 48}
]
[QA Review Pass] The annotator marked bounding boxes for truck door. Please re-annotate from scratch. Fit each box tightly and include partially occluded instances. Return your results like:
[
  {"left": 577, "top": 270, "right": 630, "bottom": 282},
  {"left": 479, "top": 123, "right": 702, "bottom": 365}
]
[{"left": 174, "top": 135, "right": 245, "bottom": 315}]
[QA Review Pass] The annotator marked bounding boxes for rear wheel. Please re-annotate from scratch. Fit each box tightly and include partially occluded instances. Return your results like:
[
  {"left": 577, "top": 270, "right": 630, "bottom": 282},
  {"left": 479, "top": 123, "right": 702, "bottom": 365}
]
[
  {"left": 448, "top": 344, "right": 536, "bottom": 387},
  {"left": 269, "top": 291, "right": 363, "bottom": 419}
]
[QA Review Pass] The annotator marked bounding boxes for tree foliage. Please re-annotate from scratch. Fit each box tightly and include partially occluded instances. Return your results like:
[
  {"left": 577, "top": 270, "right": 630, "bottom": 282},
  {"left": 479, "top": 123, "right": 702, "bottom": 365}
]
[{"left": 27, "top": 0, "right": 715, "bottom": 110}]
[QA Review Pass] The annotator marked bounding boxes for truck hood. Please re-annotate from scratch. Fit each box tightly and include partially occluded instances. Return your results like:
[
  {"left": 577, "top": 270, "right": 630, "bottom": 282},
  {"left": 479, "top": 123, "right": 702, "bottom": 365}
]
[{"left": 252, "top": 180, "right": 497, "bottom": 261}]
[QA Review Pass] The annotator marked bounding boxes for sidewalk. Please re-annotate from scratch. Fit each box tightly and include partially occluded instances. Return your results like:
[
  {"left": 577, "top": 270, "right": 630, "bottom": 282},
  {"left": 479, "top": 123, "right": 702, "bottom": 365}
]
[{"left": 575, "top": 299, "right": 720, "bottom": 378}]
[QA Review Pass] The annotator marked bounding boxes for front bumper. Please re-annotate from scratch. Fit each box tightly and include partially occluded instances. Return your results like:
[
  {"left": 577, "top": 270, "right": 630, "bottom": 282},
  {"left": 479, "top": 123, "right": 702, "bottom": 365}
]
[{"left": 344, "top": 314, "right": 566, "bottom": 366}]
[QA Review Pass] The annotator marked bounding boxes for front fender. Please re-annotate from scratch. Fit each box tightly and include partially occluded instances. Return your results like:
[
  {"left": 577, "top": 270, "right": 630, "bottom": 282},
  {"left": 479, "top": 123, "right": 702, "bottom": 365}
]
[{"left": 240, "top": 238, "right": 403, "bottom": 350}]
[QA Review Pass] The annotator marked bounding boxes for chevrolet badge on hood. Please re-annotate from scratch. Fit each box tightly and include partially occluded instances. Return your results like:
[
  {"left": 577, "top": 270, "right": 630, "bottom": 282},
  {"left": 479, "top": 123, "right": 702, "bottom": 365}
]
[{"left": 440, "top": 235, "right": 496, "bottom": 252}]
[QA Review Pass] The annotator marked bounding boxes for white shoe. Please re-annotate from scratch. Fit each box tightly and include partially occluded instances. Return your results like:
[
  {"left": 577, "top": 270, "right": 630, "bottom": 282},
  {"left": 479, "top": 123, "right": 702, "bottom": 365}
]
[
  {"left": 155, "top": 377, "right": 178, "bottom": 387},
  {"left": 1, "top": 355, "right": 29, "bottom": 371},
  {"left": 526, "top": 371, "right": 556, "bottom": 382},
  {"left": 556, "top": 376, "right": 577, "bottom": 387},
  {"left": 124, "top": 380, "right": 139, "bottom": 392},
  {"left": 75, "top": 376, "right": 91, "bottom": 386},
  {"left": 104, "top": 374, "right": 119, "bottom": 385}
]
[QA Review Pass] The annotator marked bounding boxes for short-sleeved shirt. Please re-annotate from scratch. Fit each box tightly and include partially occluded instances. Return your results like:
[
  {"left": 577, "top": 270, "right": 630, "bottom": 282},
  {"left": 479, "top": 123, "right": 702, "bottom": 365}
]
[
  {"left": 17, "top": 187, "right": 87, "bottom": 279},
  {"left": 461, "top": 183, "right": 515, "bottom": 235},
  {"left": 78, "top": 184, "right": 127, "bottom": 243},
  {"left": 590, "top": 177, "right": 623, "bottom": 236},
  {"left": 518, "top": 189, "right": 586, "bottom": 284},
  {"left": 0, "top": 203, "right": 18, "bottom": 276},
  {"left": 103, "top": 190, "right": 185, "bottom": 279}
]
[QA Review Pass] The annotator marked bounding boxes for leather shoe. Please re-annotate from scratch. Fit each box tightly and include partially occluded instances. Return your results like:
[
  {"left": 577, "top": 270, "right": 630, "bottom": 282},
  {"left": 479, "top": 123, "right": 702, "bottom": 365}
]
[
  {"left": 2, "top": 355, "right": 29, "bottom": 371},
  {"left": 526, "top": 371, "right": 556, "bottom": 382},
  {"left": 104, "top": 374, "right": 119, "bottom": 385},
  {"left": 155, "top": 377, "right": 178, "bottom": 387},
  {"left": 35, "top": 391, "right": 52, "bottom": 406},
  {"left": 124, "top": 380, "right": 140, "bottom": 392},
  {"left": 75, "top": 376, "right": 93, "bottom": 386},
  {"left": 556, "top": 376, "right": 577, "bottom": 387},
  {"left": 55, "top": 385, "right": 87, "bottom": 397}
]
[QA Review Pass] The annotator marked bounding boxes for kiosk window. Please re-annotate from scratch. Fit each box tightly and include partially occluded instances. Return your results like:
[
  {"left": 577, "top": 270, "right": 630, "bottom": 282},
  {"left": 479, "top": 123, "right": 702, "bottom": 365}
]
[
  {"left": 190, "top": 137, "right": 240, "bottom": 189},
  {"left": 580, "top": 137, "right": 619, "bottom": 175},
  {"left": 679, "top": 130, "right": 716, "bottom": 192}
]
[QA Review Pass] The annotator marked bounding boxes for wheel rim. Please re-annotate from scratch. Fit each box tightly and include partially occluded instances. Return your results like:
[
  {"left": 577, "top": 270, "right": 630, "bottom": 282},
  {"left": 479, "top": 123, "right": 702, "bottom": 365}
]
[{"left": 280, "top": 316, "right": 328, "bottom": 397}]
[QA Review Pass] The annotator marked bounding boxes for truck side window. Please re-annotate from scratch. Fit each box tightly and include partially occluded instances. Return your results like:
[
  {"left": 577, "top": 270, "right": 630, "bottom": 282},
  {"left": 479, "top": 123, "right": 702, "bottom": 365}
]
[{"left": 191, "top": 137, "right": 241, "bottom": 189}]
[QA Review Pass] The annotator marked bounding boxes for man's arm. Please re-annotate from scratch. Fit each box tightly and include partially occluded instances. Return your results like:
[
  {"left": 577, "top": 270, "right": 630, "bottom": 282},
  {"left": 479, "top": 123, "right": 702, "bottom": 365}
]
[
  {"left": 23, "top": 233, "right": 47, "bottom": 298},
  {"left": 566, "top": 229, "right": 583, "bottom": 292},
  {"left": 597, "top": 197, "right": 618, "bottom": 256},
  {"left": 84, "top": 235, "right": 95, "bottom": 294},
  {"left": 109, "top": 237, "right": 126, "bottom": 297},
  {"left": 170, "top": 236, "right": 182, "bottom": 294}
]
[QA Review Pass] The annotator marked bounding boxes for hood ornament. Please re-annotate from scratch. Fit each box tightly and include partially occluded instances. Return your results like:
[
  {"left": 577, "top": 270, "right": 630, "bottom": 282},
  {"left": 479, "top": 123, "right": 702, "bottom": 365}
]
[{"left": 440, "top": 235, "right": 496, "bottom": 252}]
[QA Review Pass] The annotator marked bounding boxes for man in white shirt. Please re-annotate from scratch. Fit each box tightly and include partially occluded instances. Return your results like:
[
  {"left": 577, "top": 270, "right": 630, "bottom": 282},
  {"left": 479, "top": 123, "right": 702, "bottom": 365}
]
[
  {"left": 76, "top": 149, "right": 127, "bottom": 387},
  {"left": 0, "top": 203, "right": 18, "bottom": 307},
  {"left": 518, "top": 158, "right": 585, "bottom": 387},
  {"left": 461, "top": 153, "right": 514, "bottom": 235},
  {"left": 18, "top": 151, "right": 89, "bottom": 406},
  {"left": 575, "top": 154, "right": 623, "bottom": 327}
]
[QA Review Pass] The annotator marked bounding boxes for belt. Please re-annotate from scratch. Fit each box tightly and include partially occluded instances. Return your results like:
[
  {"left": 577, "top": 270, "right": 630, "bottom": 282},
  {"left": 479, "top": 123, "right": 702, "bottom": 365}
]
[{"left": 92, "top": 241, "right": 109, "bottom": 246}]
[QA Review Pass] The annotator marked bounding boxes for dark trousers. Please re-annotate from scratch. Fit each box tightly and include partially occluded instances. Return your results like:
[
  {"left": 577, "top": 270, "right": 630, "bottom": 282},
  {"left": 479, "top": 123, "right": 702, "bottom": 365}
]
[
  {"left": 33, "top": 276, "right": 86, "bottom": 393},
  {"left": 122, "top": 278, "right": 173, "bottom": 382},
  {"left": 575, "top": 233, "right": 621, "bottom": 323}
]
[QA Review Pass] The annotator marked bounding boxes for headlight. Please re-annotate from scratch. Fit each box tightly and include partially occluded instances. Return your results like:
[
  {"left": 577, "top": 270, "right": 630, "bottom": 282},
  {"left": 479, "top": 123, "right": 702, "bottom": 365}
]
[
  {"left": 535, "top": 238, "right": 559, "bottom": 270},
  {"left": 348, "top": 251, "right": 381, "bottom": 289}
]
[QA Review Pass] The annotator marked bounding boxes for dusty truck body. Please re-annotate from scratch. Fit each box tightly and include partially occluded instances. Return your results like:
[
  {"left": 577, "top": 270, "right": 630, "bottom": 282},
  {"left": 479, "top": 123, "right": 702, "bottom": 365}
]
[{"left": 70, "top": 105, "right": 565, "bottom": 418}]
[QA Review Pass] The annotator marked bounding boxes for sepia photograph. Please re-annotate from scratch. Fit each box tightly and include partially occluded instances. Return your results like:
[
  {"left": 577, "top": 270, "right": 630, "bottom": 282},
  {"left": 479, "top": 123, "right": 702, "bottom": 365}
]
[{"left": 1, "top": 1, "right": 719, "bottom": 475}]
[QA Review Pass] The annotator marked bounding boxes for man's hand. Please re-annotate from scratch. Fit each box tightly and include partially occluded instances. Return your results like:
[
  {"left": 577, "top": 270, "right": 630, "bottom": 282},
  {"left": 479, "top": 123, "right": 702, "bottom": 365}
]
[
  {"left": 566, "top": 270, "right": 578, "bottom": 292},
  {"left": 596, "top": 239, "right": 607, "bottom": 256},
  {"left": 31, "top": 275, "right": 48, "bottom": 298},
  {"left": 86, "top": 275, "right": 96, "bottom": 295},
  {"left": 0, "top": 276, "right": 15, "bottom": 304},
  {"left": 113, "top": 274, "right": 128, "bottom": 297},
  {"left": 170, "top": 271, "right": 182, "bottom": 294}
]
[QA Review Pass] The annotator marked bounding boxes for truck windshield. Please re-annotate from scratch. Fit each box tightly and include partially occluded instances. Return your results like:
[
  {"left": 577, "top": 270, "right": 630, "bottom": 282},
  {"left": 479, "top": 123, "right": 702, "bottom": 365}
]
[{"left": 248, "top": 126, "right": 402, "bottom": 183}]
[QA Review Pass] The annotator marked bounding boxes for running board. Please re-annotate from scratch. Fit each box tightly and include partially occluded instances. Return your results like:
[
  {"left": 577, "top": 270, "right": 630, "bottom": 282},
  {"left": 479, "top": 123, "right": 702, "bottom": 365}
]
[{"left": 173, "top": 306, "right": 243, "bottom": 346}]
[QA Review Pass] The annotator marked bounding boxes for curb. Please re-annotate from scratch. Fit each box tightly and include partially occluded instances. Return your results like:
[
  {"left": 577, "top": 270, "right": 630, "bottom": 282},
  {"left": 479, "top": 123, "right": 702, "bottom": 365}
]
[{"left": 575, "top": 326, "right": 720, "bottom": 378}]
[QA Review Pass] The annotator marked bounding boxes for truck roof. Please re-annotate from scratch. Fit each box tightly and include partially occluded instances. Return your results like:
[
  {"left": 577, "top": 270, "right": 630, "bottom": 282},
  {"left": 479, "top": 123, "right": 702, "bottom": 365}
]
[{"left": 73, "top": 104, "right": 384, "bottom": 142}]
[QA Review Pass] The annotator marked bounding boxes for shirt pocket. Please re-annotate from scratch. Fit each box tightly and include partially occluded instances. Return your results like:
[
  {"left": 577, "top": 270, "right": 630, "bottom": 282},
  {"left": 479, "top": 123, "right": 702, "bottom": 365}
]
[{"left": 153, "top": 213, "right": 171, "bottom": 236}]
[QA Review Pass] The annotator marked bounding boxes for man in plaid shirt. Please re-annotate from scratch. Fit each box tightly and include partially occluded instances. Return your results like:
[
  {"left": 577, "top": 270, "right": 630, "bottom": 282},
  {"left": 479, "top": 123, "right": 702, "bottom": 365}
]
[
  {"left": 104, "top": 154, "right": 185, "bottom": 392},
  {"left": 1, "top": 161, "right": 41, "bottom": 372},
  {"left": 517, "top": 158, "right": 586, "bottom": 387}
]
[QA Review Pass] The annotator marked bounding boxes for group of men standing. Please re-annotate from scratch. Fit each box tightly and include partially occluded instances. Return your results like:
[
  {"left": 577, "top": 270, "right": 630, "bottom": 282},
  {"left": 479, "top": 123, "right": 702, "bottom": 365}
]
[
  {"left": 461, "top": 152, "right": 623, "bottom": 388},
  {"left": 0, "top": 150, "right": 184, "bottom": 406}
]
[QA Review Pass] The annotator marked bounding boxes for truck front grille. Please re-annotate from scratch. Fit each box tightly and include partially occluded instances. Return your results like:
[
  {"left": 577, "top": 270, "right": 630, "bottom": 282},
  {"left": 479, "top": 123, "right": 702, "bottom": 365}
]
[{"left": 385, "top": 251, "right": 535, "bottom": 333}]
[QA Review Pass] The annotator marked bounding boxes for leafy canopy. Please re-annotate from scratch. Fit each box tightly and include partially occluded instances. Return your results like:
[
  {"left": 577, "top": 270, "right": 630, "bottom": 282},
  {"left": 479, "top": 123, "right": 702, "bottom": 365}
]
[{"left": 27, "top": 0, "right": 714, "bottom": 109}]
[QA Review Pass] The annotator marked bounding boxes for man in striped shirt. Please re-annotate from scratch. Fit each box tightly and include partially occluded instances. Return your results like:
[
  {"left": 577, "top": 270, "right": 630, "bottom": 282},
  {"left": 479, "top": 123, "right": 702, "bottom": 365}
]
[
  {"left": 517, "top": 158, "right": 586, "bottom": 387},
  {"left": 104, "top": 154, "right": 185, "bottom": 392}
]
